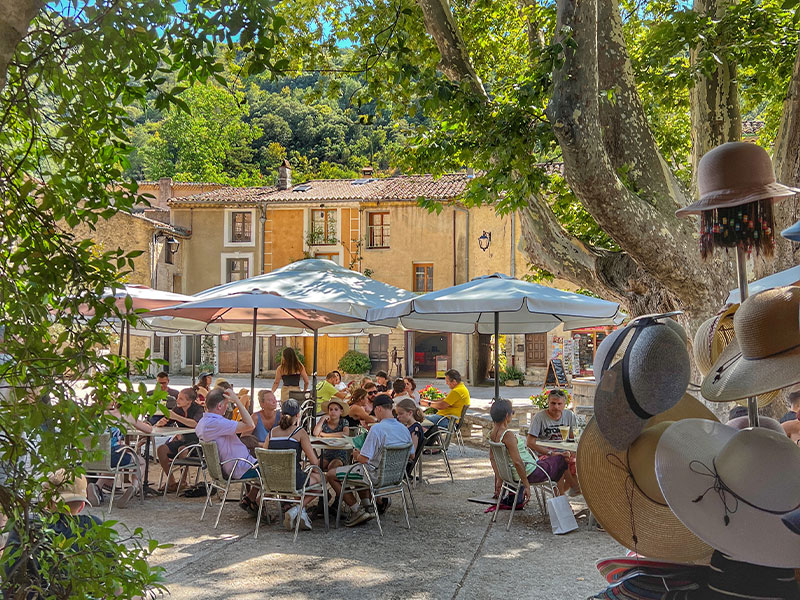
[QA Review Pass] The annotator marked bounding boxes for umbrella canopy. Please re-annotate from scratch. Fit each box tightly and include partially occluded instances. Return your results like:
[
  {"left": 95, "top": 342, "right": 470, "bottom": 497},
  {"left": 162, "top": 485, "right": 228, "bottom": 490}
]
[
  {"left": 77, "top": 284, "right": 195, "bottom": 317},
  {"left": 726, "top": 264, "right": 800, "bottom": 304},
  {"left": 187, "top": 259, "right": 415, "bottom": 334},
  {"left": 367, "top": 273, "right": 622, "bottom": 334},
  {"left": 149, "top": 290, "right": 363, "bottom": 404},
  {"left": 368, "top": 273, "right": 622, "bottom": 401}
]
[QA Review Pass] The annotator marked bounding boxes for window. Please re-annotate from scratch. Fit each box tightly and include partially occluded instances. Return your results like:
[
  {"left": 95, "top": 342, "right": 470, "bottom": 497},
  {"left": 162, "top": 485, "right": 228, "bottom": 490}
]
[
  {"left": 413, "top": 263, "right": 433, "bottom": 292},
  {"left": 309, "top": 209, "right": 337, "bottom": 245},
  {"left": 231, "top": 211, "right": 252, "bottom": 243},
  {"left": 367, "top": 212, "right": 390, "bottom": 249},
  {"left": 314, "top": 251, "right": 340, "bottom": 265},
  {"left": 226, "top": 257, "right": 250, "bottom": 282}
]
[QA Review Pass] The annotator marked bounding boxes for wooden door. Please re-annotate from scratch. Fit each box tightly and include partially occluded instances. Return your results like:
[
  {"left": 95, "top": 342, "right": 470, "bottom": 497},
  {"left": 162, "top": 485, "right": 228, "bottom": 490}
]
[
  {"left": 218, "top": 334, "right": 253, "bottom": 373},
  {"left": 369, "top": 334, "right": 389, "bottom": 374},
  {"left": 525, "top": 333, "right": 547, "bottom": 367},
  {"left": 302, "top": 335, "right": 349, "bottom": 376}
]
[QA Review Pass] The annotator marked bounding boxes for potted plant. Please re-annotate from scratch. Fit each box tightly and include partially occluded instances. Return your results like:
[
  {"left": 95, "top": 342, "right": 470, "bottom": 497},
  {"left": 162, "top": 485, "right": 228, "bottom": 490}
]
[
  {"left": 501, "top": 365, "right": 525, "bottom": 387},
  {"left": 338, "top": 350, "right": 372, "bottom": 377}
]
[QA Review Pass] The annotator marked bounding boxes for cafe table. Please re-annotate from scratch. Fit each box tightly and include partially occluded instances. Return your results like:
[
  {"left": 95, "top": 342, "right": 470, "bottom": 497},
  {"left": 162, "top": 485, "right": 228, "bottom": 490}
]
[
  {"left": 132, "top": 426, "right": 196, "bottom": 497},
  {"left": 536, "top": 438, "right": 579, "bottom": 453},
  {"left": 309, "top": 436, "right": 355, "bottom": 452}
]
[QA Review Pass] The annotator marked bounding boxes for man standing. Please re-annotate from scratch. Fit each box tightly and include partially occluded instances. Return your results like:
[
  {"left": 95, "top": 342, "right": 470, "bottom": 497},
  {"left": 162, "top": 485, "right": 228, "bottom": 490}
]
[
  {"left": 526, "top": 389, "right": 580, "bottom": 495},
  {"left": 420, "top": 369, "right": 470, "bottom": 431},
  {"left": 326, "top": 394, "right": 412, "bottom": 527}
]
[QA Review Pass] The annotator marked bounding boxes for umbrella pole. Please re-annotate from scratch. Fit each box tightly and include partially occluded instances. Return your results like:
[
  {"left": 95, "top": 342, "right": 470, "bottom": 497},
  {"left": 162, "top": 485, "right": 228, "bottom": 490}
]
[
  {"left": 191, "top": 335, "right": 197, "bottom": 385},
  {"left": 250, "top": 308, "right": 257, "bottom": 413},
  {"left": 312, "top": 329, "right": 319, "bottom": 408},
  {"left": 736, "top": 247, "right": 759, "bottom": 428},
  {"left": 494, "top": 312, "right": 500, "bottom": 403},
  {"left": 118, "top": 320, "right": 125, "bottom": 357}
]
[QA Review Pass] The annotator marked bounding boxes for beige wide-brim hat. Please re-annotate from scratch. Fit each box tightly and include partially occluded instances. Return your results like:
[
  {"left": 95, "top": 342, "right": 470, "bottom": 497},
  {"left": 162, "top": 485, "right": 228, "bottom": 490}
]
[
  {"left": 676, "top": 142, "right": 800, "bottom": 217},
  {"left": 578, "top": 394, "right": 716, "bottom": 561},
  {"left": 655, "top": 420, "right": 800, "bottom": 568},
  {"left": 45, "top": 470, "right": 91, "bottom": 506},
  {"left": 701, "top": 287, "right": 800, "bottom": 402},
  {"left": 693, "top": 305, "right": 778, "bottom": 408},
  {"left": 321, "top": 398, "right": 349, "bottom": 417}
]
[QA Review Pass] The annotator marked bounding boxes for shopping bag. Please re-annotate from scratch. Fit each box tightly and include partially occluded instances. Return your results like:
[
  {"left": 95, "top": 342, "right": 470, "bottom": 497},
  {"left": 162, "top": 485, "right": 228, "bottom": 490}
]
[{"left": 547, "top": 494, "right": 579, "bottom": 534}]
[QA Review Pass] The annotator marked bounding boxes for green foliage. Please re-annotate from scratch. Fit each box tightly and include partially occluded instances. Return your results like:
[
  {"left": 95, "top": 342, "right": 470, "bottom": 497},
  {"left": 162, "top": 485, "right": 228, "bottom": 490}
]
[
  {"left": 0, "top": 1, "right": 283, "bottom": 596},
  {"left": 530, "top": 389, "right": 573, "bottom": 410},
  {"left": 337, "top": 350, "right": 372, "bottom": 374},
  {"left": 499, "top": 364, "right": 525, "bottom": 384}
]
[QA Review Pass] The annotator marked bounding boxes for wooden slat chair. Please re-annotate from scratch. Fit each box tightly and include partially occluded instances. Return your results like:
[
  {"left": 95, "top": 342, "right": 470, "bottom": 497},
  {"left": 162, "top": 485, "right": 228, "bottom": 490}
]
[
  {"left": 253, "top": 448, "right": 329, "bottom": 541},
  {"left": 82, "top": 433, "right": 142, "bottom": 514},
  {"left": 487, "top": 439, "right": 558, "bottom": 530},
  {"left": 199, "top": 441, "right": 260, "bottom": 529},
  {"left": 335, "top": 443, "right": 413, "bottom": 536}
]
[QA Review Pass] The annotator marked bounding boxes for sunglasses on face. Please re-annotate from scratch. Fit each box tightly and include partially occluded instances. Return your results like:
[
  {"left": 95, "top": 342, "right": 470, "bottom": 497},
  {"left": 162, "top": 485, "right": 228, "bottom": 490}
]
[{"left": 367, "top": 391, "right": 377, "bottom": 396}]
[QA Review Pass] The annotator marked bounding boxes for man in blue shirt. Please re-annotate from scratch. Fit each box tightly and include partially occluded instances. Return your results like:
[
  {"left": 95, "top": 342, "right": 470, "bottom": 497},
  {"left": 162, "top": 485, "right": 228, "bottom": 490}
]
[{"left": 326, "top": 394, "right": 411, "bottom": 527}]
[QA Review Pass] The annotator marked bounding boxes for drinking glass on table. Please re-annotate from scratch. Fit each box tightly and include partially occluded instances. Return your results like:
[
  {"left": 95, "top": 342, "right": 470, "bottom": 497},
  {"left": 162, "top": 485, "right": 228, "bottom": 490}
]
[{"left": 558, "top": 426, "right": 570, "bottom": 441}]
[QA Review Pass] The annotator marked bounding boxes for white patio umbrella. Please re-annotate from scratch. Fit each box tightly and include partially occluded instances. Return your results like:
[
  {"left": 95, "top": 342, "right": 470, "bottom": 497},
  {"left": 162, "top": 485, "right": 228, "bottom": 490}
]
[
  {"left": 726, "top": 263, "right": 800, "bottom": 303},
  {"left": 367, "top": 273, "right": 623, "bottom": 401},
  {"left": 149, "top": 290, "right": 363, "bottom": 405}
]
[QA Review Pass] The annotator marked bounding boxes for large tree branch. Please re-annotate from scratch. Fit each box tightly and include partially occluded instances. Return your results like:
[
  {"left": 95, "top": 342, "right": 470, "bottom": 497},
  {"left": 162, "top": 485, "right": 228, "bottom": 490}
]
[
  {"left": 0, "top": 0, "right": 44, "bottom": 91},
  {"left": 755, "top": 41, "right": 800, "bottom": 277},
  {"left": 547, "top": 0, "right": 732, "bottom": 314},
  {"left": 518, "top": 195, "right": 682, "bottom": 315},
  {"left": 415, "top": 0, "right": 488, "bottom": 99}
]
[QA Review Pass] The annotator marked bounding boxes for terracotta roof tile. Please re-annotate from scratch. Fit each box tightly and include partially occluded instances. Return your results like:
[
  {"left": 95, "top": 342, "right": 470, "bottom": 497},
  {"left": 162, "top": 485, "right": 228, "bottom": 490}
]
[
  {"left": 376, "top": 173, "right": 472, "bottom": 200},
  {"left": 265, "top": 178, "right": 386, "bottom": 202},
  {"left": 167, "top": 186, "right": 276, "bottom": 206},
  {"left": 742, "top": 120, "right": 765, "bottom": 136}
]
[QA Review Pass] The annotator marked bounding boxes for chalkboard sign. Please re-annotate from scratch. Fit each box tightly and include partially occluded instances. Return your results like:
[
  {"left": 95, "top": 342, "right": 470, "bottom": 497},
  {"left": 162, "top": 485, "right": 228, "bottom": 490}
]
[{"left": 545, "top": 359, "right": 568, "bottom": 387}]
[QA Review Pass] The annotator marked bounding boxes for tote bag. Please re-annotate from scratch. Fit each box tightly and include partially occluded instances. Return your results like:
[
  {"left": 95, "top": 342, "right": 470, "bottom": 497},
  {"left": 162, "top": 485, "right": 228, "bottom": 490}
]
[{"left": 547, "top": 494, "right": 579, "bottom": 534}]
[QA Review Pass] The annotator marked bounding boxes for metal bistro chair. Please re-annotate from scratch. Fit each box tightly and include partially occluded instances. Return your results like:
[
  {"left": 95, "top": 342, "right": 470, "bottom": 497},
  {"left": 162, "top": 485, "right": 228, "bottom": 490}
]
[
  {"left": 82, "top": 433, "right": 143, "bottom": 514},
  {"left": 487, "top": 439, "right": 558, "bottom": 530},
  {"left": 422, "top": 417, "right": 458, "bottom": 483},
  {"left": 453, "top": 404, "right": 469, "bottom": 456},
  {"left": 299, "top": 399, "right": 317, "bottom": 435},
  {"left": 199, "top": 441, "right": 260, "bottom": 529},
  {"left": 335, "top": 443, "right": 414, "bottom": 536},
  {"left": 159, "top": 443, "right": 206, "bottom": 498},
  {"left": 253, "top": 448, "right": 329, "bottom": 541}
]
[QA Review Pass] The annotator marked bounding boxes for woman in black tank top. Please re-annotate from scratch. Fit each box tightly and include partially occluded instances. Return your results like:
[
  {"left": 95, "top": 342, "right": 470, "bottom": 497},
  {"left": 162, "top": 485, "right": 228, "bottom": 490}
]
[{"left": 271, "top": 347, "right": 309, "bottom": 404}]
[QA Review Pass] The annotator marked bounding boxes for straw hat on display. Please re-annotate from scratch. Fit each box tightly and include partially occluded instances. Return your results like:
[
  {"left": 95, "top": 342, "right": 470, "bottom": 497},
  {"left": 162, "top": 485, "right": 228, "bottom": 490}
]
[
  {"left": 655, "top": 420, "right": 800, "bottom": 568},
  {"left": 593, "top": 315, "right": 691, "bottom": 450},
  {"left": 578, "top": 394, "right": 716, "bottom": 561},
  {"left": 700, "top": 286, "right": 800, "bottom": 402},
  {"left": 693, "top": 306, "right": 778, "bottom": 408}
]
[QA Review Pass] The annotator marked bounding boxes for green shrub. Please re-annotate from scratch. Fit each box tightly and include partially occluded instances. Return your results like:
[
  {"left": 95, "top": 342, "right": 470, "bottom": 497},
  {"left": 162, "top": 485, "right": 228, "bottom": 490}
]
[
  {"left": 338, "top": 350, "right": 372, "bottom": 374},
  {"left": 500, "top": 364, "right": 525, "bottom": 383}
]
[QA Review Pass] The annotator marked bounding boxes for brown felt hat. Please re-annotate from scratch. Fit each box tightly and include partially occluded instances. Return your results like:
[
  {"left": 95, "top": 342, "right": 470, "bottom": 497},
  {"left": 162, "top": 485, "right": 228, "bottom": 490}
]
[
  {"left": 578, "top": 394, "right": 716, "bottom": 561},
  {"left": 701, "top": 286, "right": 800, "bottom": 402},
  {"left": 676, "top": 142, "right": 800, "bottom": 216},
  {"left": 693, "top": 305, "right": 778, "bottom": 408}
]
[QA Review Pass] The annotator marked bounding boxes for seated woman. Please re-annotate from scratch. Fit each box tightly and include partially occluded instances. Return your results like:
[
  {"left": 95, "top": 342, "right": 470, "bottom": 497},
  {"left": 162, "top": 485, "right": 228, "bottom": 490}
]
[
  {"left": 312, "top": 399, "right": 350, "bottom": 471},
  {"left": 488, "top": 399, "right": 567, "bottom": 509},
  {"left": 97, "top": 402, "right": 152, "bottom": 508},
  {"left": 395, "top": 398, "right": 425, "bottom": 475},
  {"left": 252, "top": 390, "right": 281, "bottom": 444},
  {"left": 346, "top": 388, "right": 376, "bottom": 429},
  {"left": 265, "top": 399, "right": 321, "bottom": 532}
]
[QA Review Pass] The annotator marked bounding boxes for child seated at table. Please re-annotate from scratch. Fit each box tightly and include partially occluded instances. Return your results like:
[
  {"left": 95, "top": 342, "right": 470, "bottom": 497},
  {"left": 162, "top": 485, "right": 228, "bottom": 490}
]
[
  {"left": 395, "top": 398, "right": 425, "bottom": 474},
  {"left": 312, "top": 399, "right": 350, "bottom": 471}
]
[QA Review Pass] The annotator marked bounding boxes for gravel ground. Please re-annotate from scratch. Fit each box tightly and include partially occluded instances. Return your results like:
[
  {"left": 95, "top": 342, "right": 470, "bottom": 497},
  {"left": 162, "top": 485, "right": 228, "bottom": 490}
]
[{"left": 98, "top": 442, "right": 622, "bottom": 600}]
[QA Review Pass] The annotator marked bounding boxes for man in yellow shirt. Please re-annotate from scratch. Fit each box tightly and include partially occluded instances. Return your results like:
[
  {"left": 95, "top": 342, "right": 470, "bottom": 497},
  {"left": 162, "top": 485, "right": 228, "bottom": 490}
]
[
  {"left": 316, "top": 371, "right": 348, "bottom": 412},
  {"left": 420, "top": 369, "right": 470, "bottom": 432}
]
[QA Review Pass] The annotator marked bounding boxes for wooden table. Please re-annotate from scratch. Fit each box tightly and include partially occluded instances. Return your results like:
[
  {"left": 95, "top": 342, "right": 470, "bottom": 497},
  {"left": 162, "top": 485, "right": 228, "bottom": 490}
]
[
  {"left": 133, "top": 427, "right": 196, "bottom": 497},
  {"left": 536, "top": 438, "right": 579, "bottom": 453}
]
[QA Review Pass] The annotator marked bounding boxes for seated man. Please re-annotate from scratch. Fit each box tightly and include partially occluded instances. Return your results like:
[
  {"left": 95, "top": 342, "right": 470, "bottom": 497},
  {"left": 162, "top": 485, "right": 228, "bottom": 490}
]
[
  {"left": 526, "top": 389, "right": 580, "bottom": 495},
  {"left": 780, "top": 391, "right": 800, "bottom": 423},
  {"left": 420, "top": 369, "right": 470, "bottom": 432},
  {"left": 155, "top": 387, "right": 204, "bottom": 493},
  {"left": 147, "top": 371, "right": 180, "bottom": 423},
  {"left": 195, "top": 387, "right": 259, "bottom": 512},
  {"left": 375, "top": 371, "right": 391, "bottom": 392},
  {"left": 326, "top": 394, "right": 411, "bottom": 527},
  {"left": 316, "top": 371, "right": 347, "bottom": 412}
]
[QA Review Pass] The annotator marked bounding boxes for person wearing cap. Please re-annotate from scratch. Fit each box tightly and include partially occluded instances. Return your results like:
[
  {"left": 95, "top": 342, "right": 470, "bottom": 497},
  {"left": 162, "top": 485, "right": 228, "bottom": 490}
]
[
  {"left": 326, "top": 393, "right": 412, "bottom": 527},
  {"left": 196, "top": 387, "right": 260, "bottom": 514},
  {"left": 154, "top": 387, "right": 204, "bottom": 493},
  {"left": 197, "top": 371, "right": 213, "bottom": 394},
  {"left": 312, "top": 398, "right": 351, "bottom": 470},
  {"left": 526, "top": 389, "right": 580, "bottom": 495},
  {"left": 266, "top": 398, "right": 321, "bottom": 531},
  {"left": 316, "top": 372, "right": 347, "bottom": 413},
  {"left": 3, "top": 471, "right": 103, "bottom": 591},
  {"left": 421, "top": 369, "right": 470, "bottom": 433}
]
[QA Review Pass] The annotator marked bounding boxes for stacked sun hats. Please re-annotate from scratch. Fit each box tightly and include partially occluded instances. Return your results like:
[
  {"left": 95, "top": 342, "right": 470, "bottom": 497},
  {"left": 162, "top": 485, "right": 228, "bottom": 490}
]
[
  {"left": 592, "top": 314, "right": 691, "bottom": 450},
  {"left": 693, "top": 305, "right": 778, "bottom": 408}
]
